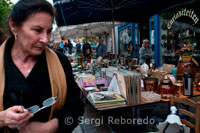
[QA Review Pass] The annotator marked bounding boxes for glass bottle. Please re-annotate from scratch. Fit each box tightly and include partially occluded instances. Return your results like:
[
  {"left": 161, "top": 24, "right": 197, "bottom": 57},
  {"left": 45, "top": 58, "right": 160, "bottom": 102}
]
[{"left": 157, "top": 76, "right": 176, "bottom": 99}]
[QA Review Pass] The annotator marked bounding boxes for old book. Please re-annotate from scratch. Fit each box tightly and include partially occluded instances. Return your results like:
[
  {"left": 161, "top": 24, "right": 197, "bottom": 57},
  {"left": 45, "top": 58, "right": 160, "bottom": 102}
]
[
  {"left": 119, "top": 69, "right": 141, "bottom": 105},
  {"left": 93, "top": 102, "right": 126, "bottom": 109},
  {"left": 87, "top": 91, "right": 125, "bottom": 104},
  {"left": 116, "top": 71, "right": 128, "bottom": 100}
]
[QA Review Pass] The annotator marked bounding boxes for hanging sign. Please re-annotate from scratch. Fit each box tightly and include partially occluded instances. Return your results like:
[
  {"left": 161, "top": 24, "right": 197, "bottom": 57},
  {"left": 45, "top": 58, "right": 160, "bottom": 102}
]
[{"left": 167, "top": 8, "right": 199, "bottom": 29}]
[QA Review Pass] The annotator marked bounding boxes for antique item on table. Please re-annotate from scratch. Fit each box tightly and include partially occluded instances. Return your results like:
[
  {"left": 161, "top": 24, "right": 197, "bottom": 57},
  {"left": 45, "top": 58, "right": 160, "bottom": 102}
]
[
  {"left": 143, "top": 77, "right": 158, "bottom": 91},
  {"left": 163, "top": 64, "right": 175, "bottom": 73},
  {"left": 174, "top": 80, "right": 183, "bottom": 94},
  {"left": 156, "top": 76, "right": 176, "bottom": 99},
  {"left": 176, "top": 61, "right": 195, "bottom": 80},
  {"left": 166, "top": 74, "right": 176, "bottom": 85},
  {"left": 131, "top": 65, "right": 140, "bottom": 71},
  {"left": 140, "top": 63, "right": 149, "bottom": 77},
  {"left": 191, "top": 57, "right": 199, "bottom": 67},
  {"left": 196, "top": 75, "right": 200, "bottom": 91},
  {"left": 130, "top": 58, "right": 139, "bottom": 70},
  {"left": 99, "top": 86, "right": 108, "bottom": 91},
  {"left": 96, "top": 56, "right": 103, "bottom": 63},
  {"left": 151, "top": 70, "right": 167, "bottom": 80},
  {"left": 141, "top": 91, "right": 161, "bottom": 103},
  {"left": 132, "top": 58, "right": 138, "bottom": 65},
  {"left": 81, "top": 63, "right": 86, "bottom": 70},
  {"left": 171, "top": 67, "right": 177, "bottom": 80},
  {"left": 156, "top": 106, "right": 190, "bottom": 133},
  {"left": 96, "top": 83, "right": 105, "bottom": 89},
  {"left": 120, "top": 56, "right": 124, "bottom": 65},
  {"left": 182, "top": 72, "right": 193, "bottom": 96},
  {"left": 125, "top": 56, "right": 131, "bottom": 66},
  {"left": 84, "top": 86, "right": 98, "bottom": 91},
  {"left": 78, "top": 55, "right": 83, "bottom": 65},
  {"left": 82, "top": 86, "right": 100, "bottom": 98},
  {"left": 68, "top": 57, "right": 73, "bottom": 62},
  {"left": 116, "top": 70, "right": 141, "bottom": 105},
  {"left": 152, "top": 63, "right": 156, "bottom": 70},
  {"left": 87, "top": 91, "right": 126, "bottom": 109}
]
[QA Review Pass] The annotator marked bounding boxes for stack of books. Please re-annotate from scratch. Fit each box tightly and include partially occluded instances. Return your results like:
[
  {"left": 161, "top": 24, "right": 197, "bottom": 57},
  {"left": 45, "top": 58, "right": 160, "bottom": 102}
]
[
  {"left": 87, "top": 91, "right": 126, "bottom": 110},
  {"left": 116, "top": 69, "right": 141, "bottom": 105}
]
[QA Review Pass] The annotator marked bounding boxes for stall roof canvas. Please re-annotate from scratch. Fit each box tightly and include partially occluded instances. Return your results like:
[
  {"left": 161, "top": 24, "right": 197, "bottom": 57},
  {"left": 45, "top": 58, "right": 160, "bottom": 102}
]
[{"left": 53, "top": 0, "right": 190, "bottom": 26}]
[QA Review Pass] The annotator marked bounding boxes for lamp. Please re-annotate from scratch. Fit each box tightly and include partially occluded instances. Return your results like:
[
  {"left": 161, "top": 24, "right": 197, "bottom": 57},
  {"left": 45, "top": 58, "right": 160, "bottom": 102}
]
[{"left": 156, "top": 106, "right": 190, "bottom": 133}]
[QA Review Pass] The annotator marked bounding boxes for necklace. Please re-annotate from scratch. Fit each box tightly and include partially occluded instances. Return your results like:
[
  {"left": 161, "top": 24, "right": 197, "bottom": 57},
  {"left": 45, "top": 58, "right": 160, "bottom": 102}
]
[
  {"left": 11, "top": 51, "right": 36, "bottom": 75},
  {"left": 27, "top": 69, "right": 32, "bottom": 74},
  {"left": 17, "top": 62, "right": 34, "bottom": 75}
]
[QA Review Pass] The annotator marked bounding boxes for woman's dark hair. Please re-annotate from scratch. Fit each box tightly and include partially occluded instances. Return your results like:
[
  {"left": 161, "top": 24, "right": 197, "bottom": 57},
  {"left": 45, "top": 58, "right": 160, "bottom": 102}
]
[{"left": 9, "top": 0, "right": 56, "bottom": 27}]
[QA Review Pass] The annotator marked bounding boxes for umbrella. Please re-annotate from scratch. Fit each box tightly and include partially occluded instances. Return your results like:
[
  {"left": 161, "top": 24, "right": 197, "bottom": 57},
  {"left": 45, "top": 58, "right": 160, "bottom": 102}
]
[
  {"left": 59, "top": 21, "right": 121, "bottom": 39},
  {"left": 53, "top": 0, "right": 189, "bottom": 26}
]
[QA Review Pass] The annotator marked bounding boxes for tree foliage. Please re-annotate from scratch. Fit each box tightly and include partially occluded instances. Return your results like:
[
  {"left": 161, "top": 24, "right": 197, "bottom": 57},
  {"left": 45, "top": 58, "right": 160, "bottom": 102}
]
[{"left": 0, "top": 0, "right": 13, "bottom": 34}]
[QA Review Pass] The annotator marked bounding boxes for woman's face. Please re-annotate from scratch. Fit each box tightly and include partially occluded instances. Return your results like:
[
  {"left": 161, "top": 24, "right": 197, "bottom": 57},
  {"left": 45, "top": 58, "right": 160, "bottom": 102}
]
[{"left": 12, "top": 12, "right": 53, "bottom": 56}]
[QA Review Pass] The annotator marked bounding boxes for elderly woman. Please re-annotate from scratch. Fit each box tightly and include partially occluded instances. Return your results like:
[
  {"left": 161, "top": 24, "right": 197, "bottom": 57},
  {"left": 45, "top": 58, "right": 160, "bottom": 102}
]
[{"left": 0, "top": 0, "right": 84, "bottom": 133}]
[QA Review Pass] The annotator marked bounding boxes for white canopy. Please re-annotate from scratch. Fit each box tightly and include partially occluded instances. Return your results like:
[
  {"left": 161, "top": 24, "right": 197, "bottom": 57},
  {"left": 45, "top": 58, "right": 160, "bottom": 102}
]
[{"left": 59, "top": 21, "right": 121, "bottom": 39}]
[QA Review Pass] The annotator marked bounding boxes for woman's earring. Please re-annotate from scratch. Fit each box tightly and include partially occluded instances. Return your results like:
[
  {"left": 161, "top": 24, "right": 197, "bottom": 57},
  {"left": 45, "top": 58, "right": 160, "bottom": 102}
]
[{"left": 14, "top": 34, "right": 17, "bottom": 40}]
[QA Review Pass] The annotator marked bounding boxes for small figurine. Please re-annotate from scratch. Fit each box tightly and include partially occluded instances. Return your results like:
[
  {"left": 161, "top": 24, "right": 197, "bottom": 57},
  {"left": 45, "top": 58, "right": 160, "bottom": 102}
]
[{"left": 140, "top": 63, "right": 149, "bottom": 77}]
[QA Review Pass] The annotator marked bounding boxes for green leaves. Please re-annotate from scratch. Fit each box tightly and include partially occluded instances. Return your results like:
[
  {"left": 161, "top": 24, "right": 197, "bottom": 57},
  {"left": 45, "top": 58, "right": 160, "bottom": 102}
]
[{"left": 0, "top": 0, "right": 13, "bottom": 33}]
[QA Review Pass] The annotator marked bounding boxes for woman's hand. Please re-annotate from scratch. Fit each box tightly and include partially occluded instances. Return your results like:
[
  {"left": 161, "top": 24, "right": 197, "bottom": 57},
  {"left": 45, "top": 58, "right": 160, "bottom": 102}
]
[
  {"left": 0, "top": 106, "right": 33, "bottom": 129},
  {"left": 18, "top": 118, "right": 58, "bottom": 133}
]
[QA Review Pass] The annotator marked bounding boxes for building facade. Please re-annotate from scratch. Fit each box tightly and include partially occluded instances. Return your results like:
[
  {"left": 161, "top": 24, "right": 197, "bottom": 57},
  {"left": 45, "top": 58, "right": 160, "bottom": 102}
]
[{"left": 118, "top": 0, "right": 200, "bottom": 67}]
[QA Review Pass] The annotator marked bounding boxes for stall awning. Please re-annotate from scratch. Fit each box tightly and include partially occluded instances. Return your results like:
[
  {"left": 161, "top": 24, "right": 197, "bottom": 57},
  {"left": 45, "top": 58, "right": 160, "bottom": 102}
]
[{"left": 53, "top": 0, "right": 190, "bottom": 26}]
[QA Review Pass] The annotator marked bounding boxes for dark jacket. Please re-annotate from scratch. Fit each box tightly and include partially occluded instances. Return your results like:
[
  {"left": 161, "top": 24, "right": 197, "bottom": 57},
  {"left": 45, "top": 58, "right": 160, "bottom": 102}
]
[
  {"left": 1, "top": 37, "right": 84, "bottom": 133},
  {"left": 82, "top": 43, "right": 91, "bottom": 56}
]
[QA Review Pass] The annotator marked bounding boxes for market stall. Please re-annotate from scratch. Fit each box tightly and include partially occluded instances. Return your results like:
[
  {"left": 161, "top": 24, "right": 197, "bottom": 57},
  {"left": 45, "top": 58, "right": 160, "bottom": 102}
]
[{"left": 67, "top": 53, "right": 200, "bottom": 132}]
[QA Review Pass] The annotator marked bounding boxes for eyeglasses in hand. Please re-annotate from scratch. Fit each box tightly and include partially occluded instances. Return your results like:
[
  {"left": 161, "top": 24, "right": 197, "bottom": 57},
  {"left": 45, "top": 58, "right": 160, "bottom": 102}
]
[
  {"left": 27, "top": 81, "right": 59, "bottom": 114},
  {"left": 27, "top": 95, "right": 57, "bottom": 114}
]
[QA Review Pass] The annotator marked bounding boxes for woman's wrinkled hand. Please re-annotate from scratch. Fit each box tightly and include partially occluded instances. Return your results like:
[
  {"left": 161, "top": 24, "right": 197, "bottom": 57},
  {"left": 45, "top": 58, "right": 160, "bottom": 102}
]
[{"left": 0, "top": 106, "right": 33, "bottom": 129}]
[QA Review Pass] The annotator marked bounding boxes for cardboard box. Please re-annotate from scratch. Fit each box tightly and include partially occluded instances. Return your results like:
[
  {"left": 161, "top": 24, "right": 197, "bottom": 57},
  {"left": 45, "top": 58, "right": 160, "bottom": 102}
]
[
  {"left": 151, "top": 71, "right": 168, "bottom": 80},
  {"left": 163, "top": 64, "right": 175, "bottom": 73}
]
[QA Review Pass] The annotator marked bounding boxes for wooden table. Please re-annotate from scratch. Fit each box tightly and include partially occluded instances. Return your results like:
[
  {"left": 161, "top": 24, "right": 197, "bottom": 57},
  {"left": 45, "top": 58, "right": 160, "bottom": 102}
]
[{"left": 78, "top": 80, "right": 200, "bottom": 132}]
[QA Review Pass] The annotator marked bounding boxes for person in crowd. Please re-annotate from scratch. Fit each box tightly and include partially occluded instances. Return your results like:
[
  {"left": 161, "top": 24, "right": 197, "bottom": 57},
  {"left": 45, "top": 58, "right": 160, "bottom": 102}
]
[
  {"left": 126, "top": 41, "right": 134, "bottom": 57},
  {"left": 64, "top": 42, "right": 68, "bottom": 54},
  {"left": 82, "top": 42, "right": 92, "bottom": 61},
  {"left": 76, "top": 41, "right": 81, "bottom": 55},
  {"left": 96, "top": 39, "right": 106, "bottom": 58},
  {"left": 139, "top": 39, "right": 153, "bottom": 65},
  {"left": 58, "top": 41, "right": 64, "bottom": 53},
  {"left": 67, "top": 39, "right": 72, "bottom": 55},
  {"left": 0, "top": 0, "right": 84, "bottom": 132}
]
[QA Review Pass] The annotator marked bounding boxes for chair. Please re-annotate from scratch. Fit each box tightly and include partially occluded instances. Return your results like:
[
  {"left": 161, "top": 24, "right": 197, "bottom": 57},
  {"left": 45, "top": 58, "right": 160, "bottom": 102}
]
[{"left": 170, "top": 96, "right": 200, "bottom": 133}]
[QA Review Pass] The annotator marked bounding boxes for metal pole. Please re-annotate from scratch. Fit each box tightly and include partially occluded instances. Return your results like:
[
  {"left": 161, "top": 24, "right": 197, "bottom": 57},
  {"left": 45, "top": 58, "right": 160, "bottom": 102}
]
[
  {"left": 112, "top": 21, "right": 117, "bottom": 55},
  {"left": 111, "top": 0, "right": 117, "bottom": 60},
  {"left": 59, "top": 4, "right": 67, "bottom": 26},
  {"left": 59, "top": 4, "right": 67, "bottom": 39}
]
